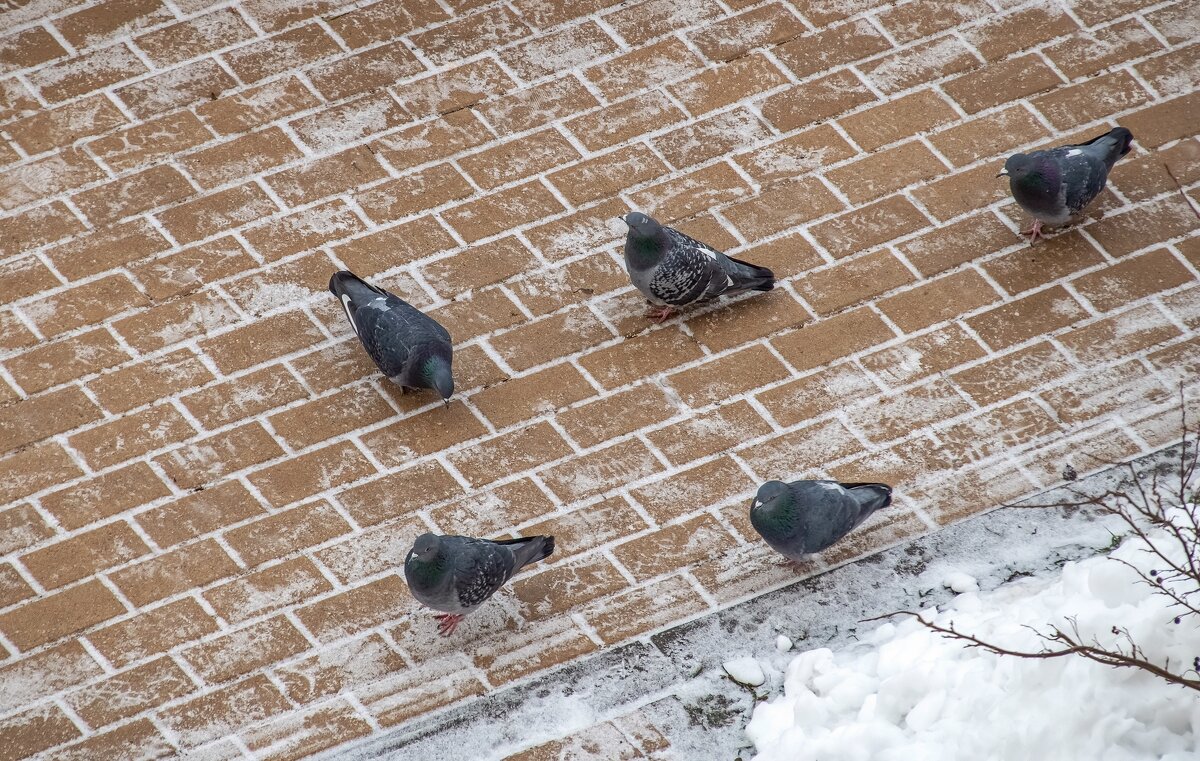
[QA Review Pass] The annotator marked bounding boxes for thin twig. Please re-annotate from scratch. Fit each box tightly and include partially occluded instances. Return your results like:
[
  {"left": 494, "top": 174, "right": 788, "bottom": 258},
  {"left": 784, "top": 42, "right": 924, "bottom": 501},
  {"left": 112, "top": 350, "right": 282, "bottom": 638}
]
[{"left": 1164, "top": 163, "right": 1200, "bottom": 222}]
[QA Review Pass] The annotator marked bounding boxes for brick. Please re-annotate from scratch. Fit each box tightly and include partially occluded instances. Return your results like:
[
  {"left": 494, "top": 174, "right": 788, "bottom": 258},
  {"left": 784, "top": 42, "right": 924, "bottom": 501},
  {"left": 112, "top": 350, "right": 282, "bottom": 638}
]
[
  {"left": 51, "top": 719, "right": 174, "bottom": 761},
  {"left": 42, "top": 466, "right": 164, "bottom": 537},
  {"left": 67, "top": 659, "right": 195, "bottom": 728},
  {"left": 275, "top": 633, "right": 405, "bottom": 704},
  {"left": 224, "top": 24, "right": 340, "bottom": 84},
  {"left": 1089, "top": 195, "right": 1200, "bottom": 257},
  {"left": 205, "top": 560, "right": 330, "bottom": 627},
  {"left": 0, "top": 77, "right": 39, "bottom": 124},
  {"left": 851, "top": 379, "right": 972, "bottom": 443},
  {"left": 360, "top": 399, "right": 484, "bottom": 462},
  {"left": 463, "top": 130, "right": 581, "bottom": 191},
  {"left": 862, "top": 36, "right": 978, "bottom": 93},
  {"left": 771, "top": 307, "right": 896, "bottom": 371},
  {"left": 430, "top": 480, "right": 554, "bottom": 540},
  {"left": 444, "top": 180, "right": 566, "bottom": 242},
  {"left": 507, "top": 721, "right": 640, "bottom": 761},
  {"left": 223, "top": 500, "right": 350, "bottom": 568},
  {"left": 159, "top": 182, "right": 280, "bottom": 243},
  {"left": 1122, "top": 92, "right": 1200, "bottom": 149},
  {"left": 523, "top": 198, "right": 625, "bottom": 262},
  {"left": 0, "top": 147, "right": 106, "bottom": 211},
  {"left": 0, "top": 201, "right": 86, "bottom": 257},
  {"left": 267, "top": 146, "right": 386, "bottom": 207},
  {"left": 358, "top": 653, "right": 485, "bottom": 727},
  {"left": 133, "top": 237, "right": 256, "bottom": 300},
  {"left": 201, "top": 311, "right": 324, "bottom": 374},
  {"left": 652, "top": 109, "right": 771, "bottom": 171},
  {"left": 55, "top": 0, "right": 171, "bottom": 48},
  {"left": 689, "top": 2, "right": 804, "bottom": 61},
  {"left": 633, "top": 456, "right": 755, "bottom": 524},
  {"left": 513, "top": 555, "right": 628, "bottom": 623},
  {"left": 0, "top": 579, "right": 125, "bottom": 650},
  {"left": 114, "top": 291, "right": 237, "bottom": 353},
  {"left": 739, "top": 415, "right": 864, "bottom": 480},
  {"left": 631, "top": 162, "right": 754, "bottom": 222},
  {"left": 179, "top": 365, "right": 303, "bottom": 429},
  {"left": 155, "top": 422, "right": 284, "bottom": 490},
  {"left": 469, "top": 364, "right": 592, "bottom": 430},
  {"left": 135, "top": 8, "right": 255, "bottom": 66},
  {"left": 1033, "top": 70, "right": 1152, "bottom": 132},
  {"left": 615, "top": 514, "right": 738, "bottom": 581},
  {"left": 0, "top": 310, "right": 36, "bottom": 354},
  {"left": 507, "top": 253, "right": 629, "bottom": 317},
  {"left": 142, "top": 488, "right": 262, "bottom": 554},
  {"left": 87, "top": 351, "right": 211, "bottom": 415},
  {"left": 672, "top": 53, "right": 790, "bottom": 116},
  {"left": 74, "top": 165, "right": 193, "bottom": 225},
  {"left": 251, "top": 440, "right": 376, "bottom": 508},
  {"left": 245, "top": 699, "right": 374, "bottom": 761},
  {"left": 1146, "top": 0, "right": 1200, "bottom": 44},
  {"left": 805, "top": 248, "right": 924, "bottom": 316},
  {"left": 1108, "top": 140, "right": 1200, "bottom": 203},
  {"left": 6, "top": 329, "right": 129, "bottom": 394},
  {"left": 117, "top": 59, "right": 238, "bottom": 118},
  {"left": 585, "top": 38, "right": 702, "bottom": 102},
  {"left": 371, "top": 112, "right": 490, "bottom": 175},
  {"left": 411, "top": 5, "right": 529, "bottom": 65},
  {"left": 71, "top": 403, "right": 195, "bottom": 470},
  {"left": 197, "top": 77, "right": 321, "bottom": 136},
  {"left": 829, "top": 141, "right": 948, "bottom": 204},
  {"left": 370, "top": 56, "right": 506, "bottom": 115},
  {"left": 181, "top": 617, "right": 307, "bottom": 686},
  {"left": 912, "top": 161, "right": 1013, "bottom": 222},
  {"left": 965, "top": 5, "right": 1078, "bottom": 61},
  {"left": 648, "top": 401, "right": 772, "bottom": 466},
  {"left": 449, "top": 422, "right": 573, "bottom": 487},
  {"left": 896, "top": 212, "right": 1013, "bottom": 277},
  {"left": 90, "top": 597, "right": 217, "bottom": 667},
  {"left": 0, "top": 705, "right": 82, "bottom": 759},
  {"left": 50, "top": 219, "right": 172, "bottom": 281},
  {"left": 667, "top": 344, "right": 790, "bottom": 408},
  {"left": 315, "top": 518, "right": 423, "bottom": 587},
  {"left": 501, "top": 20, "right": 620, "bottom": 80},
  {"left": 984, "top": 231, "right": 1107, "bottom": 295},
  {"left": 584, "top": 573, "right": 707, "bottom": 643},
  {"left": 357, "top": 164, "right": 474, "bottom": 223},
  {"left": 1161, "top": 281, "right": 1200, "bottom": 331},
  {"left": 756, "top": 361, "right": 879, "bottom": 428},
  {"left": 334, "top": 217, "right": 457, "bottom": 278},
  {"left": 288, "top": 98, "right": 400, "bottom": 154},
  {"left": 182, "top": 128, "right": 304, "bottom": 190},
  {"left": 162, "top": 674, "right": 291, "bottom": 747},
  {"left": 565, "top": 88, "right": 684, "bottom": 150},
  {"left": 950, "top": 342, "right": 1069, "bottom": 407},
  {"left": 877, "top": 0, "right": 990, "bottom": 42},
  {"left": 720, "top": 175, "right": 844, "bottom": 240},
  {"left": 0, "top": 563, "right": 33, "bottom": 609},
  {"left": 878, "top": 268, "right": 1001, "bottom": 333},
  {"left": 931, "top": 105, "right": 1050, "bottom": 168},
  {"left": 775, "top": 18, "right": 890, "bottom": 80},
  {"left": 419, "top": 238, "right": 532, "bottom": 298},
  {"left": 1042, "top": 360, "right": 1170, "bottom": 426},
  {"left": 243, "top": 203, "right": 364, "bottom": 263},
  {"left": 5, "top": 95, "right": 127, "bottom": 154},
  {"left": 0, "top": 27, "right": 67, "bottom": 74},
  {"left": 110, "top": 540, "right": 238, "bottom": 608},
  {"left": 424, "top": 288, "right": 524, "bottom": 346},
  {"left": 337, "top": 461, "right": 464, "bottom": 526},
  {"left": 0, "top": 641, "right": 102, "bottom": 714},
  {"left": 1060, "top": 303, "right": 1181, "bottom": 365},
  {"left": 0, "top": 255, "right": 58, "bottom": 301},
  {"left": 29, "top": 42, "right": 147, "bottom": 102},
  {"left": 269, "top": 386, "right": 389, "bottom": 450},
  {"left": 329, "top": 0, "right": 445, "bottom": 47},
  {"left": 1045, "top": 19, "right": 1162, "bottom": 80},
  {"left": 0, "top": 386, "right": 103, "bottom": 454},
  {"left": 0, "top": 503, "right": 54, "bottom": 555},
  {"left": 968, "top": 285, "right": 1089, "bottom": 351},
  {"left": 1075, "top": 248, "right": 1194, "bottom": 312},
  {"left": 523, "top": 496, "right": 648, "bottom": 561},
  {"left": 22, "top": 521, "right": 148, "bottom": 591},
  {"left": 238, "top": 0, "right": 342, "bottom": 31},
  {"left": 491, "top": 306, "right": 614, "bottom": 372},
  {"left": 810, "top": 196, "right": 930, "bottom": 259},
  {"left": 862, "top": 324, "right": 985, "bottom": 388},
  {"left": 838, "top": 90, "right": 959, "bottom": 153},
  {"left": 478, "top": 74, "right": 595, "bottom": 136},
  {"left": 298, "top": 574, "right": 409, "bottom": 642}
]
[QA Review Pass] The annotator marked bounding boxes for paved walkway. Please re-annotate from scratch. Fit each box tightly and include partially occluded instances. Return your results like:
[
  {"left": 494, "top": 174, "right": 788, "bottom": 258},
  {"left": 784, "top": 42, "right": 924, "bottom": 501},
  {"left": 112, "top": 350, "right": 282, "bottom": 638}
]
[{"left": 0, "top": 0, "right": 1197, "bottom": 758}]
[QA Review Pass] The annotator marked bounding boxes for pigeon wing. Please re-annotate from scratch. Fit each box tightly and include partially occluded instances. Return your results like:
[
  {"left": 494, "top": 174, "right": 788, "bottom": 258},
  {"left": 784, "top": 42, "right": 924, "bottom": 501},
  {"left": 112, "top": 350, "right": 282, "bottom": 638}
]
[
  {"left": 450, "top": 539, "right": 514, "bottom": 610},
  {"left": 1052, "top": 148, "right": 1109, "bottom": 217},
  {"left": 355, "top": 295, "right": 450, "bottom": 378}
]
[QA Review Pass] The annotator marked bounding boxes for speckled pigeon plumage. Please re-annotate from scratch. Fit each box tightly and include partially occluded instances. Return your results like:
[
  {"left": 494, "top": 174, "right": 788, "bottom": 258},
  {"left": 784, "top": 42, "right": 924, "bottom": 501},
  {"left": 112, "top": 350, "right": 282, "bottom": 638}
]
[
  {"left": 620, "top": 211, "right": 775, "bottom": 322},
  {"left": 750, "top": 480, "right": 892, "bottom": 562},
  {"left": 404, "top": 532, "right": 555, "bottom": 636},
  {"left": 999, "top": 126, "right": 1133, "bottom": 244},
  {"left": 329, "top": 270, "right": 454, "bottom": 403}
]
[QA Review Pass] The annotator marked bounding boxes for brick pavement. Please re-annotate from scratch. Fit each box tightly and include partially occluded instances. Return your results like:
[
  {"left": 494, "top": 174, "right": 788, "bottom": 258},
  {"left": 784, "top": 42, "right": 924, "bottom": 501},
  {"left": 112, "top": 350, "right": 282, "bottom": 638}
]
[{"left": 0, "top": 0, "right": 1197, "bottom": 757}]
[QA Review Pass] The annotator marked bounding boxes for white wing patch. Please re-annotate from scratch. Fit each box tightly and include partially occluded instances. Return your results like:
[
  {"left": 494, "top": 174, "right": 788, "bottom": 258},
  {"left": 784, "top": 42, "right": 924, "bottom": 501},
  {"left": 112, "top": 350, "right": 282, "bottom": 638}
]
[
  {"left": 1065, "top": 148, "right": 1082, "bottom": 157},
  {"left": 340, "top": 293, "right": 359, "bottom": 336}
]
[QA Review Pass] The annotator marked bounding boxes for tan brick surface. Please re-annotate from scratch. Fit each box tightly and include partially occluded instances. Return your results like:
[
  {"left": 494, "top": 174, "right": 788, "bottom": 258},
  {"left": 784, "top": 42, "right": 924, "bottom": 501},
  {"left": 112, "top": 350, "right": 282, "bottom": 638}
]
[{"left": 1, "top": 0, "right": 1197, "bottom": 756}]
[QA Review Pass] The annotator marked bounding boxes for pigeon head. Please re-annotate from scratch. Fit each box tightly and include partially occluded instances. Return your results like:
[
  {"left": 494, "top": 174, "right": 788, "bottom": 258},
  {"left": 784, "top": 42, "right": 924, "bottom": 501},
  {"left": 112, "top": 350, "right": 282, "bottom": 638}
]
[
  {"left": 621, "top": 211, "right": 670, "bottom": 267},
  {"left": 426, "top": 355, "right": 454, "bottom": 405},
  {"left": 997, "top": 153, "right": 1036, "bottom": 180},
  {"left": 752, "top": 481, "right": 793, "bottom": 511},
  {"left": 409, "top": 533, "right": 443, "bottom": 562}
]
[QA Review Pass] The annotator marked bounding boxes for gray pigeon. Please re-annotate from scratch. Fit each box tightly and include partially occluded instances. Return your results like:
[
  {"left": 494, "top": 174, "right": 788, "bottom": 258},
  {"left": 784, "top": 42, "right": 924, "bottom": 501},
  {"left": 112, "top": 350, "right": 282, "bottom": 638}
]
[
  {"left": 620, "top": 211, "right": 774, "bottom": 322},
  {"left": 404, "top": 532, "right": 555, "bottom": 636},
  {"left": 749, "top": 480, "right": 892, "bottom": 561},
  {"left": 998, "top": 126, "right": 1133, "bottom": 244},
  {"left": 329, "top": 270, "right": 454, "bottom": 403}
]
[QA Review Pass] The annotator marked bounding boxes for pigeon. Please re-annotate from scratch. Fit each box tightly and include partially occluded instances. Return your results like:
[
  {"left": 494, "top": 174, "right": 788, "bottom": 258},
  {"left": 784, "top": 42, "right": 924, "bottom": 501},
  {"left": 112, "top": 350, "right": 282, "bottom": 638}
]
[
  {"left": 998, "top": 126, "right": 1133, "bottom": 244},
  {"left": 403, "top": 532, "right": 555, "bottom": 636},
  {"left": 749, "top": 480, "right": 892, "bottom": 561},
  {"left": 329, "top": 270, "right": 454, "bottom": 404},
  {"left": 620, "top": 211, "right": 775, "bottom": 323}
]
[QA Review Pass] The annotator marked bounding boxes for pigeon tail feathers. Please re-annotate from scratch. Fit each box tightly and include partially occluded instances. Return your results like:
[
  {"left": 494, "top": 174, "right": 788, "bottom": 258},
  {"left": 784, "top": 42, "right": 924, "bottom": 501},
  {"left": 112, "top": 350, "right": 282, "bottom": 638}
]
[
  {"left": 728, "top": 256, "right": 775, "bottom": 292},
  {"left": 495, "top": 535, "right": 555, "bottom": 571},
  {"left": 1078, "top": 126, "right": 1133, "bottom": 170},
  {"left": 329, "top": 270, "right": 385, "bottom": 303}
]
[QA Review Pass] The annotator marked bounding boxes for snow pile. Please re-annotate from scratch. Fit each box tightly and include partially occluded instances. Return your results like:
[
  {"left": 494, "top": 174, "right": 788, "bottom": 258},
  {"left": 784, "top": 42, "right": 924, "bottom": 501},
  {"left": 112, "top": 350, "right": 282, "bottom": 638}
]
[{"left": 747, "top": 507, "right": 1200, "bottom": 761}]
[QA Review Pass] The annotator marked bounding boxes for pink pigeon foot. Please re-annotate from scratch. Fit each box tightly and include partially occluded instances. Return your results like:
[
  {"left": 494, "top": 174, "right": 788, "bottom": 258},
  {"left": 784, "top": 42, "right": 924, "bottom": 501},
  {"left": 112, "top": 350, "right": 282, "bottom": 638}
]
[
  {"left": 1021, "top": 218, "right": 1046, "bottom": 245},
  {"left": 435, "top": 613, "right": 464, "bottom": 637},
  {"left": 643, "top": 304, "right": 676, "bottom": 323}
]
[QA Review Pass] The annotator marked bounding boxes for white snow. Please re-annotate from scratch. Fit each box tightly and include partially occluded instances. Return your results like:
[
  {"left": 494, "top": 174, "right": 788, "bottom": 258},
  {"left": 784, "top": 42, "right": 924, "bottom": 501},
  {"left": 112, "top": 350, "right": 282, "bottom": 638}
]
[
  {"left": 723, "top": 657, "right": 767, "bottom": 687},
  {"left": 775, "top": 635, "right": 794, "bottom": 652},
  {"left": 942, "top": 570, "right": 979, "bottom": 593},
  {"left": 746, "top": 506, "right": 1200, "bottom": 761}
]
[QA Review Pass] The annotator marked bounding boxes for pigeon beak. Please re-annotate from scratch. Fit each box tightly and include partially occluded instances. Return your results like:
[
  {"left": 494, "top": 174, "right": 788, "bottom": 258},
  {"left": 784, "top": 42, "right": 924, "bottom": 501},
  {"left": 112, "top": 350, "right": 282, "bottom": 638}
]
[
  {"left": 996, "top": 169, "right": 1008, "bottom": 178},
  {"left": 617, "top": 215, "right": 626, "bottom": 224},
  {"left": 443, "top": 398, "right": 451, "bottom": 408}
]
